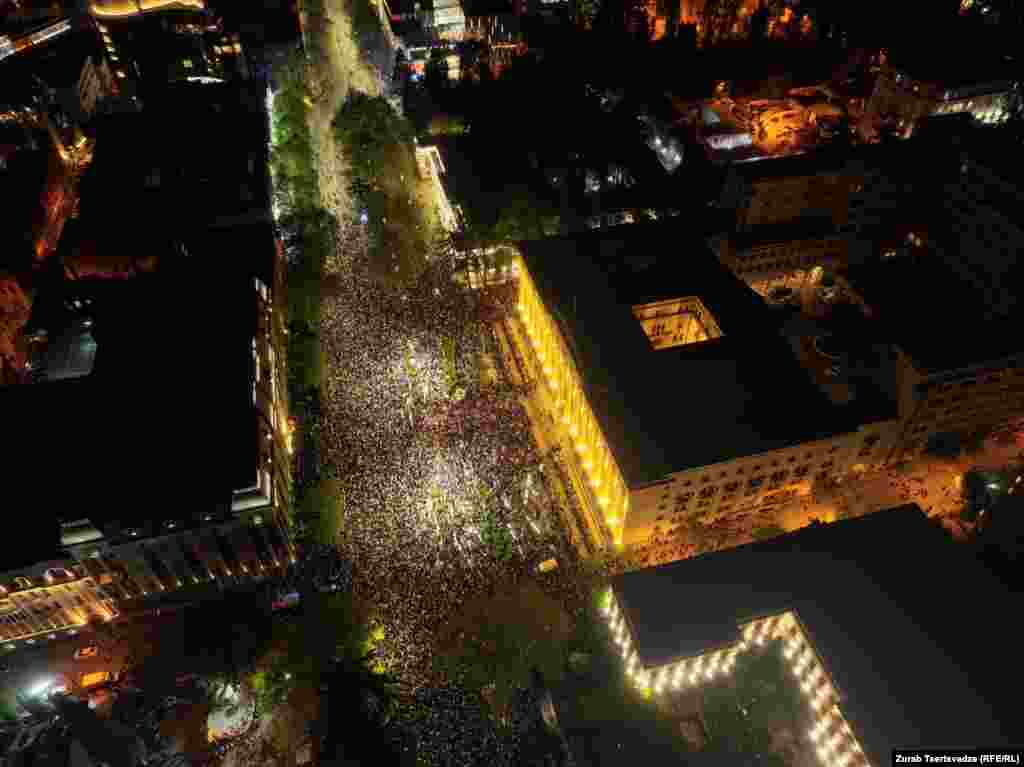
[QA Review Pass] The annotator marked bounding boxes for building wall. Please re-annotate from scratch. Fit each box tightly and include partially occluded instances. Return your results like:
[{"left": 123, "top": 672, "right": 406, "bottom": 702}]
[
  {"left": 888, "top": 354, "right": 1024, "bottom": 462},
  {"left": 0, "top": 273, "right": 32, "bottom": 376},
  {"left": 938, "top": 158, "right": 1024, "bottom": 322},
  {"left": 64, "top": 515, "right": 292, "bottom": 607},
  {"left": 513, "top": 258, "right": 628, "bottom": 548},
  {"left": 713, "top": 233, "right": 850, "bottom": 286},
  {"left": 249, "top": 273, "right": 292, "bottom": 531},
  {"left": 736, "top": 172, "right": 858, "bottom": 230},
  {"left": 625, "top": 422, "right": 897, "bottom": 549},
  {"left": 0, "top": 564, "right": 117, "bottom": 644}
]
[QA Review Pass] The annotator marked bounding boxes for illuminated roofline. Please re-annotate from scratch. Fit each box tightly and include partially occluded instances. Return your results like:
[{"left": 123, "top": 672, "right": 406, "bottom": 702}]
[{"left": 602, "top": 593, "right": 872, "bottom": 767}]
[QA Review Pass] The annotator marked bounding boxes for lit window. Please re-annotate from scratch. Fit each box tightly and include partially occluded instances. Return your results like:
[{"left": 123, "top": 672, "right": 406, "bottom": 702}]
[{"left": 183, "top": 59, "right": 193, "bottom": 69}]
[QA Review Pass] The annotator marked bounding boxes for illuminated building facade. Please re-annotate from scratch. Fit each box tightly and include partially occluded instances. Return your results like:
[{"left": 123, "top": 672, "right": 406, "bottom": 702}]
[
  {"left": 514, "top": 260, "right": 630, "bottom": 550},
  {"left": 605, "top": 506, "right": 1017, "bottom": 765},
  {"left": 864, "top": 60, "right": 1020, "bottom": 139},
  {"left": 0, "top": 562, "right": 118, "bottom": 645},
  {"left": 418, "top": 0, "right": 465, "bottom": 39},
  {"left": 499, "top": 228, "right": 898, "bottom": 558},
  {"left": 708, "top": 218, "right": 850, "bottom": 295},
  {"left": 719, "top": 153, "right": 865, "bottom": 232}
]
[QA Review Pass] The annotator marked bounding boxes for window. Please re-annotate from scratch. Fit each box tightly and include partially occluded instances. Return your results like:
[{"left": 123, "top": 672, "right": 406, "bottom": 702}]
[
  {"left": 821, "top": 460, "right": 834, "bottom": 470},
  {"left": 699, "top": 485, "right": 718, "bottom": 499},
  {"left": 863, "top": 434, "right": 880, "bottom": 447},
  {"left": 770, "top": 470, "right": 789, "bottom": 484},
  {"left": 701, "top": 476, "right": 711, "bottom": 484},
  {"left": 748, "top": 476, "right": 765, "bottom": 490},
  {"left": 724, "top": 481, "right": 741, "bottom": 493},
  {"left": 794, "top": 465, "right": 810, "bottom": 478}
]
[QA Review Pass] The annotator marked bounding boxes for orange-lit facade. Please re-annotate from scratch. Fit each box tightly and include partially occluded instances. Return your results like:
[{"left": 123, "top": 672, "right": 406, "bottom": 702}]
[
  {"left": 0, "top": 564, "right": 118, "bottom": 644},
  {"left": 514, "top": 258, "right": 629, "bottom": 550},
  {"left": 491, "top": 249, "right": 900, "bottom": 566}
]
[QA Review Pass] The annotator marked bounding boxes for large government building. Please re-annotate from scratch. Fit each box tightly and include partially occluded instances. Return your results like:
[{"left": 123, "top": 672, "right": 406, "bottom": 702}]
[
  {"left": 494, "top": 200, "right": 1024, "bottom": 560},
  {"left": 605, "top": 505, "right": 1017, "bottom": 765},
  {"left": 499, "top": 225, "right": 901, "bottom": 558}
]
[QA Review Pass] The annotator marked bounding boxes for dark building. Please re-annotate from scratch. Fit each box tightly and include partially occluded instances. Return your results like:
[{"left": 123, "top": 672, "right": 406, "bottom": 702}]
[{"left": 2, "top": 255, "right": 293, "bottom": 634}]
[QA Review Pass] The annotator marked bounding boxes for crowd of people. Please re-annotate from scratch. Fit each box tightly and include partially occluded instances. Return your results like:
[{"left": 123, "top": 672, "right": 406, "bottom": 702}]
[{"left": 306, "top": 198, "right": 600, "bottom": 762}]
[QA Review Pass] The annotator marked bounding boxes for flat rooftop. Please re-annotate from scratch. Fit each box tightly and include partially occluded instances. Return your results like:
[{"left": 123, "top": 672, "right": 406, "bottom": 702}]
[
  {"left": 612, "top": 504, "right": 1018, "bottom": 767},
  {"left": 80, "top": 81, "right": 271, "bottom": 236},
  {"left": 516, "top": 225, "right": 888, "bottom": 486},
  {"left": 842, "top": 243, "right": 1024, "bottom": 374},
  {"left": 3, "top": 261, "right": 259, "bottom": 570}
]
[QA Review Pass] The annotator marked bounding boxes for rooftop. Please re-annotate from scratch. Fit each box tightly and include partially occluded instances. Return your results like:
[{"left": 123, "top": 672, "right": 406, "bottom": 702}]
[
  {"left": 888, "top": 34, "right": 1020, "bottom": 88},
  {"left": 515, "top": 225, "right": 884, "bottom": 486},
  {"left": 841, "top": 238, "right": 1024, "bottom": 374},
  {"left": 79, "top": 82, "right": 271, "bottom": 238},
  {"left": 612, "top": 504, "right": 1018, "bottom": 767},
  {"left": 728, "top": 215, "right": 838, "bottom": 249},
  {"left": 2, "top": 260, "right": 260, "bottom": 570}
]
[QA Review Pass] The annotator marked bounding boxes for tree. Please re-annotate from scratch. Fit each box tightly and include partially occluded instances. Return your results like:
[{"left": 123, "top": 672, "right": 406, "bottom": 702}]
[
  {"left": 558, "top": 595, "right": 690, "bottom": 764},
  {"left": 332, "top": 92, "right": 414, "bottom": 186},
  {"left": 435, "top": 582, "right": 573, "bottom": 724},
  {"left": 702, "top": 638, "right": 810, "bottom": 765}
]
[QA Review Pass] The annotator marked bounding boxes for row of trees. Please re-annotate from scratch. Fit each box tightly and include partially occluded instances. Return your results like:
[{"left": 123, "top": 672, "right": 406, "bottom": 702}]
[
  {"left": 332, "top": 91, "right": 439, "bottom": 286},
  {"left": 269, "top": 47, "right": 346, "bottom": 545}
]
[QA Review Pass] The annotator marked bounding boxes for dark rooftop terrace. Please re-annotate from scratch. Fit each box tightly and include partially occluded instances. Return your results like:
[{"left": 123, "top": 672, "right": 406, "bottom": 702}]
[
  {"left": 516, "top": 225, "right": 878, "bottom": 486},
  {"left": 612, "top": 505, "right": 1018, "bottom": 767}
]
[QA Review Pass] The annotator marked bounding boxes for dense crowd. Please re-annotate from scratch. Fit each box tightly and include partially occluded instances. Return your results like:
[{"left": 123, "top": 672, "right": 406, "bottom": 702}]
[{"left": 319, "top": 213, "right": 566, "bottom": 676}]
